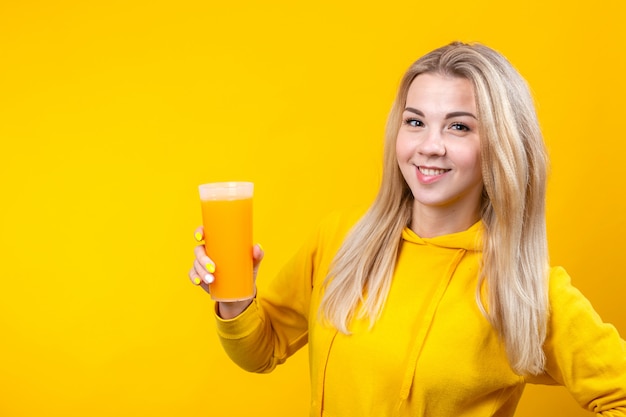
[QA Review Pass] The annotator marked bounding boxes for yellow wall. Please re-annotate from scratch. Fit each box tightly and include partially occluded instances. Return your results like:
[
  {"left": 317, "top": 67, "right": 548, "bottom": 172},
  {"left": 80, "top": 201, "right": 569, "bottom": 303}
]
[{"left": 1, "top": 1, "right": 624, "bottom": 415}]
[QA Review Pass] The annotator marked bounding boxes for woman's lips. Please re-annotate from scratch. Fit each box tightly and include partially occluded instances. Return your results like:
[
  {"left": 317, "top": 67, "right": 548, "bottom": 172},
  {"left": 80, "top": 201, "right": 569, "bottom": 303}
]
[
  {"left": 416, "top": 165, "right": 450, "bottom": 184},
  {"left": 418, "top": 166, "right": 450, "bottom": 176}
]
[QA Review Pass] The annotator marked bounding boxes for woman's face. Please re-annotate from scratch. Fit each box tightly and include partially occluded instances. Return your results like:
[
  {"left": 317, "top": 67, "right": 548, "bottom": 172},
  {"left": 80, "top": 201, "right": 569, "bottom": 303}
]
[{"left": 396, "top": 73, "right": 483, "bottom": 222}]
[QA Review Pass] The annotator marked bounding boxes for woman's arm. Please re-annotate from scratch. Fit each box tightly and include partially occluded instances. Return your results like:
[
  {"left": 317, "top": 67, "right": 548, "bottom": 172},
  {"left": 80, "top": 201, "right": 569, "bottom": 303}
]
[
  {"left": 529, "top": 267, "right": 626, "bottom": 416},
  {"left": 214, "top": 224, "right": 321, "bottom": 373}
]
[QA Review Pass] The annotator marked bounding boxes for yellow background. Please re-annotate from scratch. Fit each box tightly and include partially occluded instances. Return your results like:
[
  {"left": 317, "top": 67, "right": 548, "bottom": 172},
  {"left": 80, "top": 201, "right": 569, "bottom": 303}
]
[{"left": 1, "top": 0, "right": 624, "bottom": 416}]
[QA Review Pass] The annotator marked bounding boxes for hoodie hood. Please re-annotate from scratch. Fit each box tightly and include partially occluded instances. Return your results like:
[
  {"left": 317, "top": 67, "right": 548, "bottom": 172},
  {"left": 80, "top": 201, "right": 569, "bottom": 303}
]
[{"left": 401, "top": 220, "right": 484, "bottom": 252}]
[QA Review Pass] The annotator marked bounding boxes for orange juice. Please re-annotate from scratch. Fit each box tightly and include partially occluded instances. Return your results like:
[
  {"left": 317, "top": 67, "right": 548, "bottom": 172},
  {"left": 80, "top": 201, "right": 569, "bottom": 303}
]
[{"left": 199, "top": 182, "right": 254, "bottom": 301}]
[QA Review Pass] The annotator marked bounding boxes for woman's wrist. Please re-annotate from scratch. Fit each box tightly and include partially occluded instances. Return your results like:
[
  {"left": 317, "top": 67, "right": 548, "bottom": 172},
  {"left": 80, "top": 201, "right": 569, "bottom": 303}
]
[{"left": 217, "top": 298, "right": 254, "bottom": 319}]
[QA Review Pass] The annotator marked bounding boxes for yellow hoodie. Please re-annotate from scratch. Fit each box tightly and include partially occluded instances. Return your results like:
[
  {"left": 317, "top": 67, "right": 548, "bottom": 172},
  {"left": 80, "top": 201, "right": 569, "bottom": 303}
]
[{"left": 216, "top": 210, "right": 626, "bottom": 416}]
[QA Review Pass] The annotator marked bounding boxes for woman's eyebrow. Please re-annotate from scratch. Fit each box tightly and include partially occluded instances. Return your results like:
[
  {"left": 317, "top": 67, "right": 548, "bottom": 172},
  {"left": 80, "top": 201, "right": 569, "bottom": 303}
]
[
  {"left": 446, "top": 111, "right": 477, "bottom": 120},
  {"left": 404, "top": 107, "right": 477, "bottom": 120},
  {"left": 404, "top": 107, "right": 424, "bottom": 116}
]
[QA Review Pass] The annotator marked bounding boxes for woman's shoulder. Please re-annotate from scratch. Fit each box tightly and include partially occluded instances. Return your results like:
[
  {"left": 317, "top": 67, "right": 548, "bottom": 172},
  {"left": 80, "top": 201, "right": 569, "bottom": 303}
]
[
  {"left": 547, "top": 266, "right": 570, "bottom": 286},
  {"left": 546, "top": 266, "right": 580, "bottom": 302},
  {"left": 546, "top": 266, "right": 603, "bottom": 323}
]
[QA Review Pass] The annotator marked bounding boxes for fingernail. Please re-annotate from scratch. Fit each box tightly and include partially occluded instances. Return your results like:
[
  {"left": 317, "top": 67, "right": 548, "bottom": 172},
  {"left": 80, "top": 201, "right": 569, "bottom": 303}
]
[
  {"left": 193, "top": 277, "right": 201, "bottom": 285},
  {"left": 206, "top": 263, "right": 215, "bottom": 274},
  {"left": 204, "top": 274, "right": 214, "bottom": 284},
  {"left": 194, "top": 232, "right": 203, "bottom": 242},
  {"left": 257, "top": 243, "right": 264, "bottom": 252}
]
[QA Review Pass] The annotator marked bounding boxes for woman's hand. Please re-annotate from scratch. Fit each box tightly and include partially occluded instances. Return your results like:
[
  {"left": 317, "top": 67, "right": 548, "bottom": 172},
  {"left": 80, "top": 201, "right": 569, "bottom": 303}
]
[{"left": 188, "top": 226, "right": 264, "bottom": 319}]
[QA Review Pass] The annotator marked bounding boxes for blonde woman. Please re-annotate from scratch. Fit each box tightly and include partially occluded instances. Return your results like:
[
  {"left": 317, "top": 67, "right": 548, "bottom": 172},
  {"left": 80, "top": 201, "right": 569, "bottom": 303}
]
[{"left": 189, "top": 42, "right": 626, "bottom": 416}]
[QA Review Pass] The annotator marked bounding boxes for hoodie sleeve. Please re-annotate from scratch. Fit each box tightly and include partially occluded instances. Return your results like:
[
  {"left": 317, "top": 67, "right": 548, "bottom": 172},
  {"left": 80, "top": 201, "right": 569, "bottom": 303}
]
[
  {"left": 528, "top": 267, "right": 626, "bottom": 416},
  {"left": 213, "top": 226, "right": 319, "bottom": 373}
]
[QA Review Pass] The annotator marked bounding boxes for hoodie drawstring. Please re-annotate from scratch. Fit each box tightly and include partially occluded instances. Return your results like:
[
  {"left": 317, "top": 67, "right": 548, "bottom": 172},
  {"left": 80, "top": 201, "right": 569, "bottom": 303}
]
[{"left": 395, "top": 248, "right": 468, "bottom": 414}]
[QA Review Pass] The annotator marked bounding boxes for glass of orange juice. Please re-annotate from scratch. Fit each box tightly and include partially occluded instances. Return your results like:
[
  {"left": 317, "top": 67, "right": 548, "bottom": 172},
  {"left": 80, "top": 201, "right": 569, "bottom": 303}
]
[{"left": 198, "top": 182, "right": 254, "bottom": 302}]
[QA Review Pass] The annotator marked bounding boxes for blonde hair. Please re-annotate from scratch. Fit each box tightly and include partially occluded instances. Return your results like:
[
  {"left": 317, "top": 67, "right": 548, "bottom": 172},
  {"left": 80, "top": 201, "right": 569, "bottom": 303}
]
[{"left": 319, "top": 42, "right": 549, "bottom": 376}]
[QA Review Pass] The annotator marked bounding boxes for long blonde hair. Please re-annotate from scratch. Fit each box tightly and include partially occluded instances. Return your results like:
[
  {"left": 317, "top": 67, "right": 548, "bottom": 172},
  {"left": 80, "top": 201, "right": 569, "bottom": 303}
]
[{"left": 319, "top": 42, "right": 549, "bottom": 376}]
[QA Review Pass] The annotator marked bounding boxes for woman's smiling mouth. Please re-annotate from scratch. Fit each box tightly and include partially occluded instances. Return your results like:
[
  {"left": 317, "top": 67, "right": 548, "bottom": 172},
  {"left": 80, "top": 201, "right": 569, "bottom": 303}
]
[{"left": 417, "top": 166, "right": 450, "bottom": 176}]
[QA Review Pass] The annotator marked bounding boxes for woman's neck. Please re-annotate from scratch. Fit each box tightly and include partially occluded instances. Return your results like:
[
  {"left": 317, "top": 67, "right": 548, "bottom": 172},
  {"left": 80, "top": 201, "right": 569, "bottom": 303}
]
[{"left": 410, "top": 204, "right": 481, "bottom": 238}]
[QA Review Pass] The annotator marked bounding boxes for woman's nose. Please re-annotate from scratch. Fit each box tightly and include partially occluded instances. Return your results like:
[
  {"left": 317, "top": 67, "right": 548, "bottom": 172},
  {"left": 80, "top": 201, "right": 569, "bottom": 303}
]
[{"left": 417, "top": 128, "right": 446, "bottom": 156}]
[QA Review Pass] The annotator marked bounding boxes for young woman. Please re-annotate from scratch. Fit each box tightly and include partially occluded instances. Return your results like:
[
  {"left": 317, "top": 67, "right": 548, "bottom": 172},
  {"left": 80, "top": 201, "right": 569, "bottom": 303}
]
[{"left": 189, "top": 42, "right": 626, "bottom": 416}]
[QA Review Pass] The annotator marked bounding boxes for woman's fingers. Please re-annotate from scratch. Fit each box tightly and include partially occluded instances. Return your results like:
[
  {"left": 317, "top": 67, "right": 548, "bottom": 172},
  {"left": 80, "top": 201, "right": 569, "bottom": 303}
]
[
  {"left": 189, "top": 226, "right": 212, "bottom": 294},
  {"left": 190, "top": 230, "right": 263, "bottom": 297},
  {"left": 188, "top": 267, "right": 202, "bottom": 286},
  {"left": 189, "top": 267, "right": 211, "bottom": 294},
  {"left": 193, "top": 256, "right": 215, "bottom": 285},
  {"left": 252, "top": 243, "right": 265, "bottom": 265},
  {"left": 191, "top": 233, "right": 216, "bottom": 286},
  {"left": 252, "top": 243, "right": 265, "bottom": 280},
  {"left": 194, "top": 226, "right": 205, "bottom": 242},
  {"left": 193, "top": 245, "right": 216, "bottom": 280}
]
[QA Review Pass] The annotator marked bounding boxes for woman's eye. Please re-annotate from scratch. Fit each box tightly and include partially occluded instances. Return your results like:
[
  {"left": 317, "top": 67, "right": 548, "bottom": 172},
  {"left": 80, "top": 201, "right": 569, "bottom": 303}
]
[
  {"left": 404, "top": 118, "right": 423, "bottom": 127},
  {"left": 450, "top": 122, "right": 470, "bottom": 132}
]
